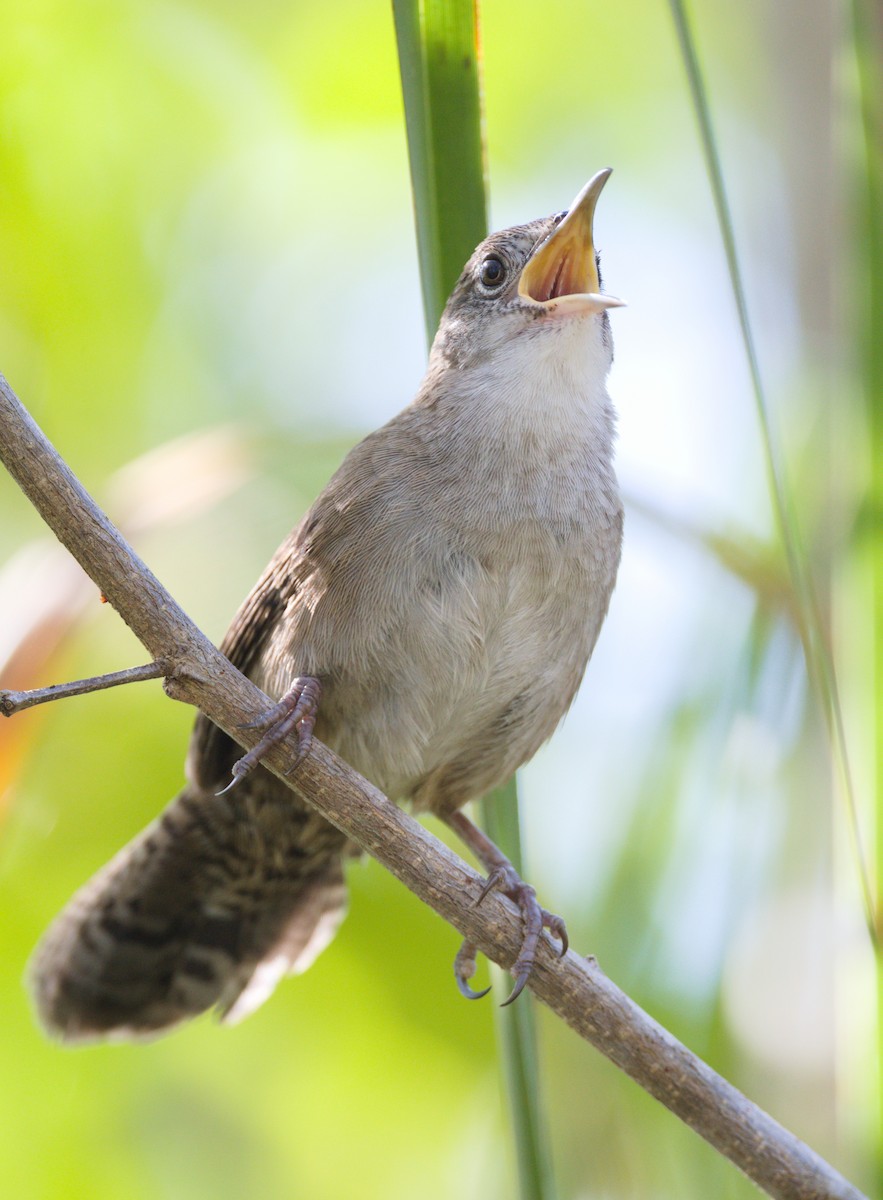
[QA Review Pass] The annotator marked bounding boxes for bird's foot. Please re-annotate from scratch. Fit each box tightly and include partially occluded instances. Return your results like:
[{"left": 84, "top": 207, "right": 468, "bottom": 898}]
[
  {"left": 471, "top": 864, "right": 568, "bottom": 1005},
  {"left": 443, "top": 809, "right": 568, "bottom": 1005},
  {"left": 218, "top": 676, "right": 322, "bottom": 794}
]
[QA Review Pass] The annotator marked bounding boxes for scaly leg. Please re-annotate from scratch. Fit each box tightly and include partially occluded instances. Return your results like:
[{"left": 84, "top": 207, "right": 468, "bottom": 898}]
[{"left": 443, "top": 809, "right": 568, "bottom": 1005}]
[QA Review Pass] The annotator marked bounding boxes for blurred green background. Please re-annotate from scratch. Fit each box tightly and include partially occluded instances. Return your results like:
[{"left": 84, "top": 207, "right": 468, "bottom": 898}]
[{"left": 0, "top": 1, "right": 879, "bottom": 1197}]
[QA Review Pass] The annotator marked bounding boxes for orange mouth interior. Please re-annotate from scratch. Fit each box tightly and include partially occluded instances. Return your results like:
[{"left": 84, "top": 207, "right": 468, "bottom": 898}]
[
  {"left": 520, "top": 233, "right": 597, "bottom": 303},
  {"left": 517, "top": 169, "right": 611, "bottom": 306}
]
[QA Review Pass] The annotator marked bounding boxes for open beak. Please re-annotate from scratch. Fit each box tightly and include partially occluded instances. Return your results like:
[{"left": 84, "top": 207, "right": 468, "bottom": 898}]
[{"left": 518, "top": 168, "right": 624, "bottom": 315}]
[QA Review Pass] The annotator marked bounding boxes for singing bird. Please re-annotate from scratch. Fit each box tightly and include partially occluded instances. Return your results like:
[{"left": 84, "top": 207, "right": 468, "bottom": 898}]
[{"left": 31, "top": 170, "right": 624, "bottom": 1041}]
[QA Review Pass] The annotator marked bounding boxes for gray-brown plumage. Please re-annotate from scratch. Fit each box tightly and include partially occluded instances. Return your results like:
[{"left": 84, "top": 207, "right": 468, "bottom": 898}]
[{"left": 31, "top": 171, "right": 624, "bottom": 1040}]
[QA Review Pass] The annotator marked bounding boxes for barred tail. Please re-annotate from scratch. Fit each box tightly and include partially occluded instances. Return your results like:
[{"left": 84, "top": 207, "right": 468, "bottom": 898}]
[{"left": 30, "top": 779, "right": 348, "bottom": 1042}]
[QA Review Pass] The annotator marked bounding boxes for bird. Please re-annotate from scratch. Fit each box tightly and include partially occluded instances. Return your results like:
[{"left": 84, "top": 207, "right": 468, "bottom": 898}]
[{"left": 30, "top": 169, "right": 624, "bottom": 1042}]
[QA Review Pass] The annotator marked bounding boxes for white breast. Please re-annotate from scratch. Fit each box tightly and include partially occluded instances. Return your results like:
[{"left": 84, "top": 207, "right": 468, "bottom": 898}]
[{"left": 337, "top": 320, "right": 622, "bottom": 803}]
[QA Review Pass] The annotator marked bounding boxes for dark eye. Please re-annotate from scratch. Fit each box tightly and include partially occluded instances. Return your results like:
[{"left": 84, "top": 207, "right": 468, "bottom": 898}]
[{"left": 478, "top": 256, "right": 506, "bottom": 289}]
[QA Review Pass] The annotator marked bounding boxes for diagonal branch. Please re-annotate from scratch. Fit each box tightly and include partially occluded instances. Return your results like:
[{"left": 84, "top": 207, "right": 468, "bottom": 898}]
[{"left": 0, "top": 373, "right": 866, "bottom": 1200}]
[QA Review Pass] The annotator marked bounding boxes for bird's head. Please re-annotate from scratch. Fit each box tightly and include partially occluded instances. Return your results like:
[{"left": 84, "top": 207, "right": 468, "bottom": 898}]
[{"left": 430, "top": 169, "right": 623, "bottom": 375}]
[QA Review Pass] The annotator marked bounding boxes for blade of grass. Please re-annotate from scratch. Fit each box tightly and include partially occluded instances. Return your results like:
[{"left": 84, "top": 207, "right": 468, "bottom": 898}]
[
  {"left": 481, "top": 778, "right": 558, "bottom": 1200},
  {"left": 667, "top": 0, "right": 879, "bottom": 947},
  {"left": 392, "top": 0, "right": 488, "bottom": 341},
  {"left": 392, "top": 4, "right": 556, "bottom": 1197}
]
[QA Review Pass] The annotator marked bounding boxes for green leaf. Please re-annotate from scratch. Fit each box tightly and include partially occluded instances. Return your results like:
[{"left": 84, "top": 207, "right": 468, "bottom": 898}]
[{"left": 392, "top": 0, "right": 488, "bottom": 342}]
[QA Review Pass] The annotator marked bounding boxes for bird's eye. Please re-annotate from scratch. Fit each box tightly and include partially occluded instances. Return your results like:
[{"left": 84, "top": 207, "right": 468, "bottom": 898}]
[{"left": 478, "top": 256, "right": 506, "bottom": 289}]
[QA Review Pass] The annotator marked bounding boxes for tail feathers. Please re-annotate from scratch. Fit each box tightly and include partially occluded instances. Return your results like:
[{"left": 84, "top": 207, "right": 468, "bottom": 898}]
[{"left": 30, "top": 783, "right": 348, "bottom": 1043}]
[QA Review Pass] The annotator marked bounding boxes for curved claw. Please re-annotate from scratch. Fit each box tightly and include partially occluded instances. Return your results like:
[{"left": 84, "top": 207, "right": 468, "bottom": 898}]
[
  {"left": 497, "top": 911, "right": 568, "bottom": 1003},
  {"left": 476, "top": 866, "right": 508, "bottom": 906},
  {"left": 547, "top": 914, "right": 569, "bottom": 957},
  {"left": 456, "top": 975, "right": 492, "bottom": 1001},
  {"left": 500, "top": 968, "right": 531, "bottom": 1007},
  {"left": 454, "top": 940, "right": 491, "bottom": 1001},
  {"left": 215, "top": 758, "right": 253, "bottom": 796}
]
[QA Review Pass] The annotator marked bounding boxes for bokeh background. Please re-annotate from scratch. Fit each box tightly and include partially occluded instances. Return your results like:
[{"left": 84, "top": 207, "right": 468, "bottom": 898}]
[{"left": 0, "top": 1, "right": 879, "bottom": 1197}]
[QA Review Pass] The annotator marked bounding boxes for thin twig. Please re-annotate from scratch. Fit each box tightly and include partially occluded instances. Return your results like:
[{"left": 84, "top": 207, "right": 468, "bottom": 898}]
[
  {"left": 0, "top": 660, "right": 169, "bottom": 717},
  {"left": 0, "top": 373, "right": 867, "bottom": 1200}
]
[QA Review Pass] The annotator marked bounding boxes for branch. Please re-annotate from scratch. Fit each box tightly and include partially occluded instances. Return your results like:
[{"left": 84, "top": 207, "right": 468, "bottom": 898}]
[{"left": 0, "top": 374, "right": 866, "bottom": 1200}]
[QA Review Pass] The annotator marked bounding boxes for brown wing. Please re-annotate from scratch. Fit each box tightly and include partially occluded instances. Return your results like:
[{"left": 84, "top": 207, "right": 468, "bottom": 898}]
[
  {"left": 188, "top": 411, "right": 438, "bottom": 791},
  {"left": 187, "top": 526, "right": 301, "bottom": 790}
]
